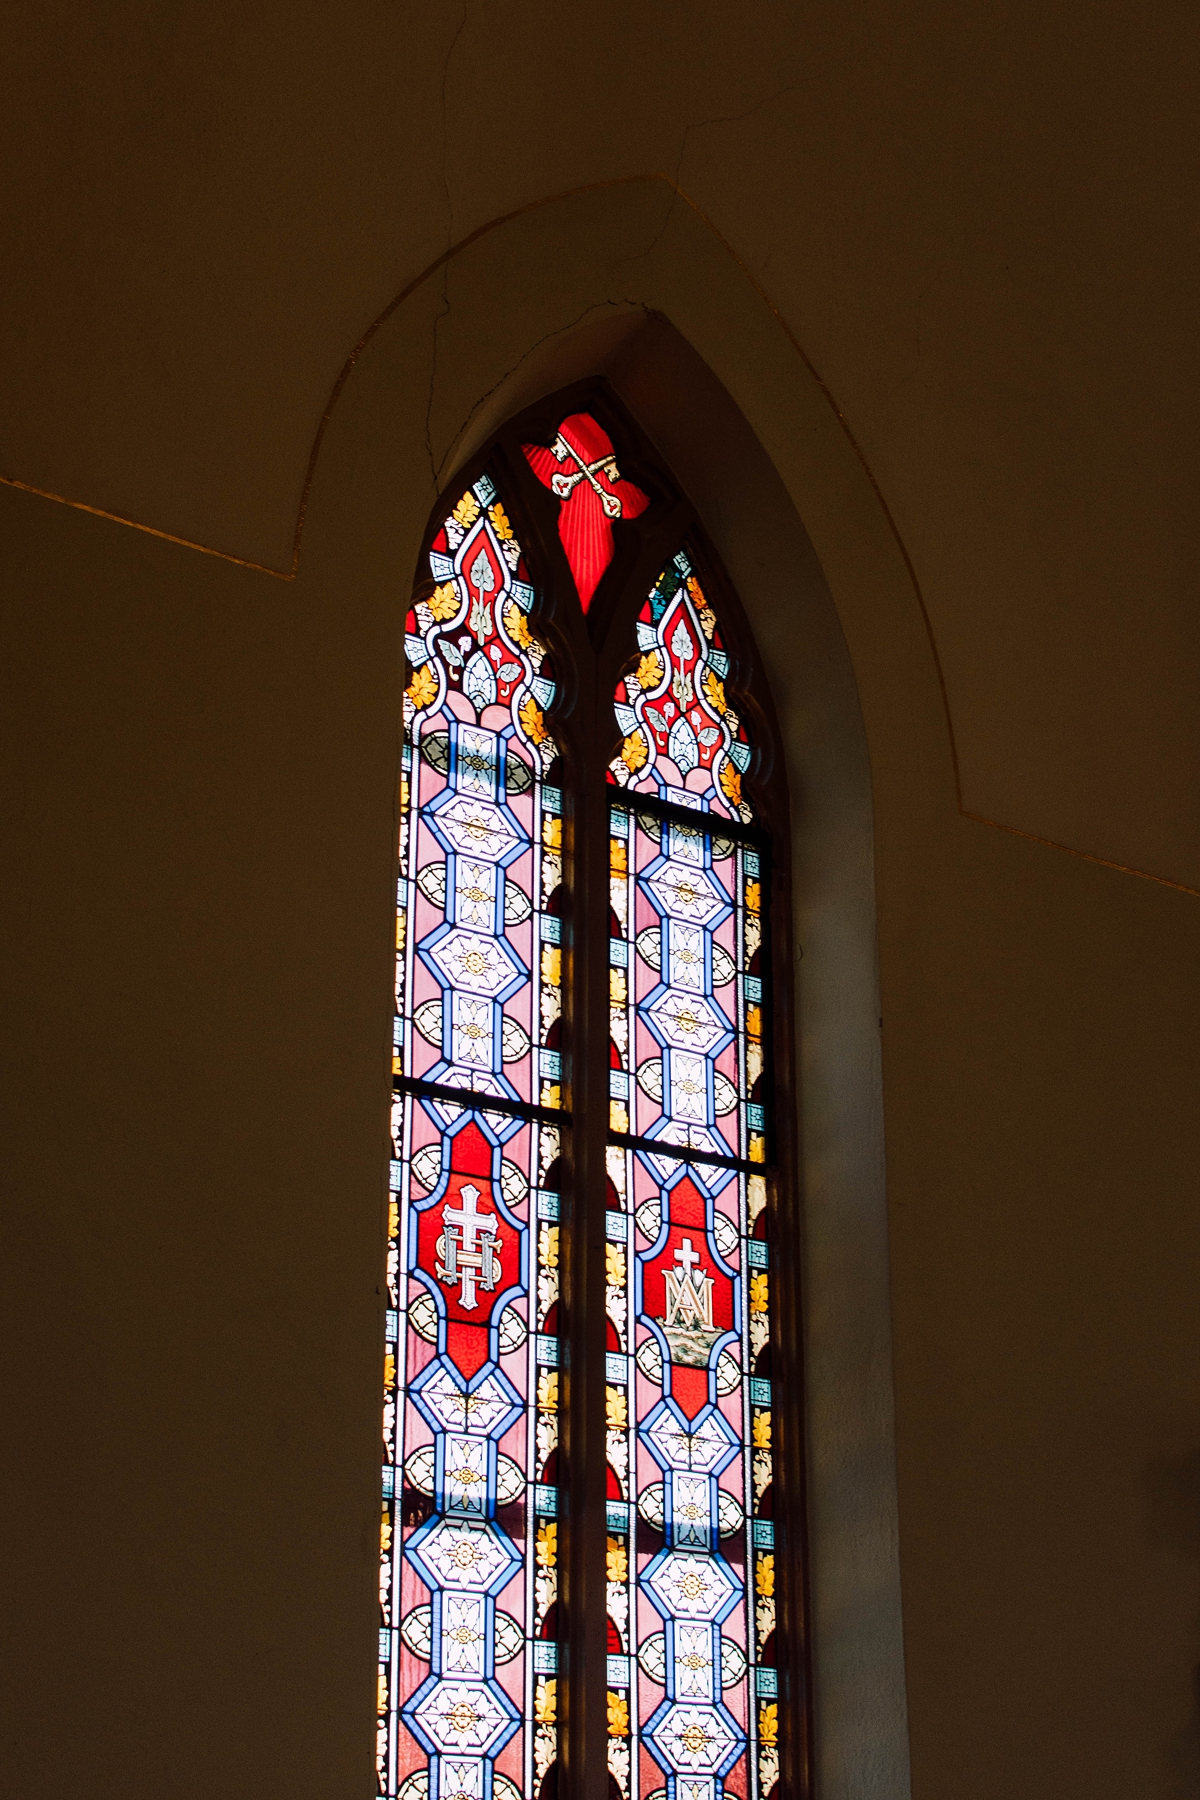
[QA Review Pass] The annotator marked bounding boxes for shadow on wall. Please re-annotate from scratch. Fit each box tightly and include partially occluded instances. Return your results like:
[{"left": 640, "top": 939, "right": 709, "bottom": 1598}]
[{"left": 1148, "top": 1449, "right": 1200, "bottom": 1795}]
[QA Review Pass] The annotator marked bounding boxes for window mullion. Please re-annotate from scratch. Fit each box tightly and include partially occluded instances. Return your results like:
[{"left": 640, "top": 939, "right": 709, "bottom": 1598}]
[
  {"left": 563, "top": 686, "right": 619, "bottom": 1800},
  {"left": 383, "top": 403, "right": 808, "bottom": 1800}
]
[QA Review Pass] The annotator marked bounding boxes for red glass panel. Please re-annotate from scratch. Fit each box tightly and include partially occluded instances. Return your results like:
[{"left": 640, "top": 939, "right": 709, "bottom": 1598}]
[
  {"left": 380, "top": 470, "right": 564, "bottom": 1800},
  {"left": 522, "top": 413, "right": 649, "bottom": 612},
  {"left": 604, "top": 550, "right": 777, "bottom": 1800}
]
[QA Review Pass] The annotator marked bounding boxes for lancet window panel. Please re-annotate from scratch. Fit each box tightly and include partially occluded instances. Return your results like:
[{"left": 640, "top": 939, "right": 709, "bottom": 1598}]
[
  {"left": 603, "top": 554, "right": 779, "bottom": 1800},
  {"left": 380, "top": 472, "right": 565, "bottom": 1800},
  {"left": 380, "top": 396, "right": 803, "bottom": 1800},
  {"left": 609, "top": 549, "right": 757, "bottom": 827}
]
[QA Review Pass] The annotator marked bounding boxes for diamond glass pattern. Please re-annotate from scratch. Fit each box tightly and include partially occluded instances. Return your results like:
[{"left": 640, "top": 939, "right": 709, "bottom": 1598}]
[
  {"left": 381, "top": 472, "right": 564, "bottom": 1800},
  {"left": 604, "top": 553, "right": 779, "bottom": 1800},
  {"left": 645, "top": 1549, "right": 738, "bottom": 1622}
]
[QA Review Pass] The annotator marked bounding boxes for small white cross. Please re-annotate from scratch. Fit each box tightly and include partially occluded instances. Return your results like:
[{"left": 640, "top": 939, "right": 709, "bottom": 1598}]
[
  {"left": 443, "top": 1184, "right": 490, "bottom": 1253},
  {"left": 437, "top": 1183, "right": 502, "bottom": 1309},
  {"left": 674, "top": 1237, "right": 702, "bottom": 1278}
]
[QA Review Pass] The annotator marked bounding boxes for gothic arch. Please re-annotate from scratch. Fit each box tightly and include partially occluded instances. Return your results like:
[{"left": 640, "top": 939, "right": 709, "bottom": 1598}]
[{"left": 297, "top": 184, "right": 922, "bottom": 1800}]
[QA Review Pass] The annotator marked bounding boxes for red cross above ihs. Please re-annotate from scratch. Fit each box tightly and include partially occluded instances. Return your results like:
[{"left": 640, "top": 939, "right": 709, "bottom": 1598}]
[{"left": 523, "top": 413, "right": 649, "bottom": 612}]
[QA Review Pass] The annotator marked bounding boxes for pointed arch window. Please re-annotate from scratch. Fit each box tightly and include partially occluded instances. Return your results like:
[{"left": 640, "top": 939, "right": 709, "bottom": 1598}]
[{"left": 380, "top": 391, "right": 805, "bottom": 1800}]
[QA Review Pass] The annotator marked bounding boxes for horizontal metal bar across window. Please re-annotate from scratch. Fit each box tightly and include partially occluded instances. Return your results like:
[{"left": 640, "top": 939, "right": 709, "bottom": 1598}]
[
  {"left": 393, "top": 1072, "right": 570, "bottom": 1130},
  {"left": 608, "top": 788, "right": 771, "bottom": 850},
  {"left": 607, "top": 1126, "right": 772, "bottom": 1178}
]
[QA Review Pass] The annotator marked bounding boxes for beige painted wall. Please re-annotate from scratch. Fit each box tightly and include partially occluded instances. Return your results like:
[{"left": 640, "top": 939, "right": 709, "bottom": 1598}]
[
  {"left": 1, "top": 11, "right": 1198, "bottom": 1799},
  {"left": 2, "top": 0, "right": 1197, "bottom": 890}
]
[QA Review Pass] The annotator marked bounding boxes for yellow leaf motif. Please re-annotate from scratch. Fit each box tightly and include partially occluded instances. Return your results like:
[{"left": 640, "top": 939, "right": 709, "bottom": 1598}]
[
  {"left": 542, "top": 1083, "right": 562, "bottom": 1110},
  {"left": 537, "top": 1371, "right": 559, "bottom": 1413},
  {"left": 605, "top": 1243, "right": 626, "bottom": 1287},
  {"left": 519, "top": 695, "right": 547, "bottom": 744},
  {"left": 758, "top": 1701, "right": 778, "bottom": 1747},
  {"left": 503, "top": 600, "right": 533, "bottom": 649},
  {"left": 635, "top": 651, "right": 664, "bottom": 689},
  {"left": 745, "top": 879, "right": 761, "bottom": 914},
  {"left": 605, "top": 1385, "right": 628, "bottom": 1430},
  {"left": 380, "top": 1509, "right": 392, "bottom": 1553},
  {"left": 536, "top": 1521, "right": 557, "bottom": 1568},
  {"left": 606, "top": 1536, "right": 628, "bottom": 1582},
  {"left": 383, "top": 1352, "right": 396, "bottom": 1393},
  {"left": 702, "top": 666, "right": 727, "bottom": 714},
  {"left": 607, "top": 1691, "right": 630, "bottom": 1737},
  {"left": 539, "top": 1224, "right": 560, "bottom": 1269},
  {"left": 610, "top": 968, "right": 627, "bottom": 1004},
  {"left": 429, "top": 581, "right": 459, "bottom": 622},
  {"left": 752, "top": 1409, "right": 772, "bottom": 1449},
  {"left": 749, "top": 1271, "right": 769, "bottom": 1313},
  {"left": 452, "top": 492, "right": 480, "bottom": 527},
  {"left": 719, "top": 760, "right": 743, "bottom": 806},
  {"left": 378, "top": 1672, "right": 389, "bottom": 1716},
  {"left": 488, "top": 501, "right": 514, "bottom": 540},
  {"left": 749, "top": 1135, "right": 766, "bottom": 1164},
  {"left": 535, "top": 1678, "right": 557, "bottom": 1725},
  {"left": 609, "top": 1101, "right": 630, "bottom": 1134},
  {"left": 756, "top": 1553, "right": 775, "bottom": 1598},
  {"left": 746, "top": 1003, "right": 762, "bottom": 1040},
  {"left": 621, "top": 730, "right": 648, "bottom": 773},
  {"left": 541, "top": 945, "right": 561, "bottom": 987},
  {"left": 610, "top": 839, "right": 628, "bottom": 874},
  {"left": 543, "top": 816, "right": 562, "bottom": 851},
  {"left": 407, "top": 664, "right": 438, "bottom": 710},
  {"left": 388, "top": 1200, "right": 399, "bottom": 1240}
]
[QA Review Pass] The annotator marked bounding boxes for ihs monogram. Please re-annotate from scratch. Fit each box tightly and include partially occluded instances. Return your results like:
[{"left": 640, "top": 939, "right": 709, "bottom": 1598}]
[{"left": 435, "top": 1184, "right": 502, "bottom": 1309}]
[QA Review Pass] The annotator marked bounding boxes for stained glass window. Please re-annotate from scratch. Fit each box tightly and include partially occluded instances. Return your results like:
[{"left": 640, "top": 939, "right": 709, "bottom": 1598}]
[
  {"left": 604, "top": 553, "right": 777, "bottom": 1800},
  {"left": 381, "top": 474, "right": 564, "bottom": 1800},
  {"left": 381, "top": 405, "right": 795, "bottom": 1800}
]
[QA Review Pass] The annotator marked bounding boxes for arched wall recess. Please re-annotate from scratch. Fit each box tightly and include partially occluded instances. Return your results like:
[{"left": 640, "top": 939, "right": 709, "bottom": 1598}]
[
  {"left": 4, "top": 174, "right": 1198, "bottom": 1800},
  {"left": 4, "top": 176, "right": 1196, "bottom": 897},
  {"left": 290, "top": 184, "right": 918, "bottom": 1800}
]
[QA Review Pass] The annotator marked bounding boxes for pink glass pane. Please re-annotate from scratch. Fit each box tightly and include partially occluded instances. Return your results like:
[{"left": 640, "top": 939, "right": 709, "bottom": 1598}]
[
  {"left": 380, "top": 471, "right": 563, "bottom": 1800},
  {"left": 604, "top": 551, "right": 776, "bottom": 1800}
]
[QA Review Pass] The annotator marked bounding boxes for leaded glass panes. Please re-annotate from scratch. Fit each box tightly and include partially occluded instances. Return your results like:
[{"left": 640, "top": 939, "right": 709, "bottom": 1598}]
[
  {"left": 608, "top": 550, "right": 756, "bottom": 826},
  {"left": 380, "top": 473, "right": 564, "bottom": 1800},
  {"left": 604, "top": 556, "right": 778, "bottom": 1800},
  {"left": 382, "top": 405, "right": 796, "bottom": 1800}
]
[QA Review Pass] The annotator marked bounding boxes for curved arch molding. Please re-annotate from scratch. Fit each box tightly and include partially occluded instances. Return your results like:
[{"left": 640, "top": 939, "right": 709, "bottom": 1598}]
[
  {"left": 271, "top": 180, "right": 915, "bottom": 1800},
  {"left": 1, "top": 176, "right": 1190, "bottom": 899}
]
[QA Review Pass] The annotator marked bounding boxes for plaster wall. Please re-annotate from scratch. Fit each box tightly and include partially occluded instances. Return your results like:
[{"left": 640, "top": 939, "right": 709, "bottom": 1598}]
[
  {"left": 1, "top": 19, "right": 1198, "bottom": 1800},
  {"left": 2, "top": 0, "right": 1197, "bottom": 890}
]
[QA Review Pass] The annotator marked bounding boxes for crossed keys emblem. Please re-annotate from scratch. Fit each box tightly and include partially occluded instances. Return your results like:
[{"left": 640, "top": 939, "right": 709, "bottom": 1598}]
[
  {"left": 435, "top": 1183, "right": 502, "bottom": 1309},
  {"left": 548, "top": 433, "right": 625, "bottom": 519}
]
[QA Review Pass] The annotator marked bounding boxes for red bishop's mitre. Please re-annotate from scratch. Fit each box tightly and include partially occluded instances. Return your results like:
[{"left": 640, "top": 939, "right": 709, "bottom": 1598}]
[{"left": 523, "top": 413, "right": 650, "bottom": 612}]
